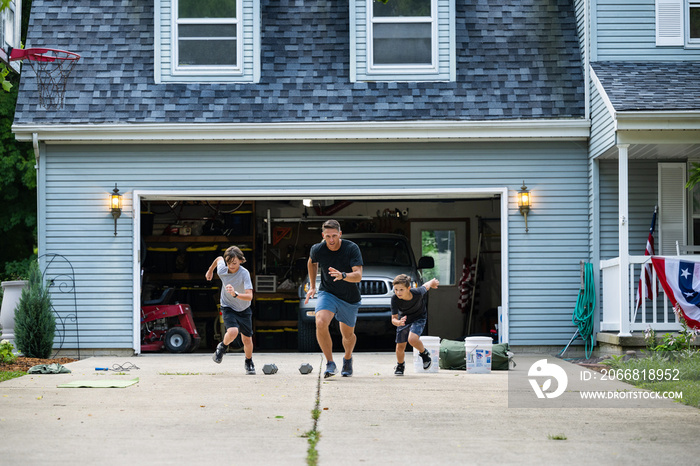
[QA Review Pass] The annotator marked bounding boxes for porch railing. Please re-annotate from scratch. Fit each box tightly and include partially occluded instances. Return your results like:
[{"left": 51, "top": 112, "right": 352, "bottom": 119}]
[{"left": 600, "top": 255, "right": 682, "bottom": 333}]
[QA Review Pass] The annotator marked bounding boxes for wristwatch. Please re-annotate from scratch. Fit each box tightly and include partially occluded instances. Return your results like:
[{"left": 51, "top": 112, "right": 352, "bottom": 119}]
[
  {"left": 342, "top": 272, "right": 347, "bottom": 280},
  {"left": 234, "top": 290, "right": 239, "bottom": 298}
]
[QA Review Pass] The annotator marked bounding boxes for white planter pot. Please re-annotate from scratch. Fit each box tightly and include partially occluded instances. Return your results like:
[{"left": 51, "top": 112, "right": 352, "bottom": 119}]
[{"left": 0, "top": 280, "right": 28, "bottom": 346}]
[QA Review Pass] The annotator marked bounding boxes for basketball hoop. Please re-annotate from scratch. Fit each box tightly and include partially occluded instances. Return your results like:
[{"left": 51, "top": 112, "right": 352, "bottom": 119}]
[{"left": 9, "top": 47, "right": 81, "bottom": 110}]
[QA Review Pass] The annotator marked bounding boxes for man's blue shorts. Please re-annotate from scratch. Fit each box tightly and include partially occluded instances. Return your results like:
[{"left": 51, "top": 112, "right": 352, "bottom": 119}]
[
  {"left": 315, "top": 290, "right": 360, "bottom": 327},
  {"left": 395, "top": 316, "right": 427, "bottom": 344}
]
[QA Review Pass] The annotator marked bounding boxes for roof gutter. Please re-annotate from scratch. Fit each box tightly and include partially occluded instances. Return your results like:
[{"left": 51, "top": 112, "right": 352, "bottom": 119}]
[
  {"left": 12, "top": 119, "right": 590, "bottom": 144},
  {"left": 614, "top": 111, "right": 700, "bottom": 144},
  {"left": 615, "top": 111, "right": 700, "bottom": 131}
]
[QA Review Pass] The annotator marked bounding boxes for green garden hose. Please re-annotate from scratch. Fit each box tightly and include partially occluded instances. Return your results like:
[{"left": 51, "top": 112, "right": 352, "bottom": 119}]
[{"left": 573, "top": 262, "right": 596, "bottom": 359}]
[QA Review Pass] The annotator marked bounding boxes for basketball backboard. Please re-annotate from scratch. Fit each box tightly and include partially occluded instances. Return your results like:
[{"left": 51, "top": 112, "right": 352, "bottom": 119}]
[{"left": 0, "top": 0, "right": 22, "bottom": 73}]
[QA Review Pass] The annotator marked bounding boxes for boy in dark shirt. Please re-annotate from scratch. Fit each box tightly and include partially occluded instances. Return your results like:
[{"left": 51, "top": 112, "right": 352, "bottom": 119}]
[{"left": 390, "top": 274, "right": 439, "bottom": 375}]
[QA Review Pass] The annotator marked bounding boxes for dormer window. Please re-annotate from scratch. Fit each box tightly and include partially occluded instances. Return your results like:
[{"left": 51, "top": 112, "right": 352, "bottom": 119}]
[
  {"left": 155, "top": 0, "right": 260, "bottom": 83},
  {"left": 371, "top": 0, "right": 433, "bottom": 69},
  {"left": 176, "top": 0, "right": 239, "bottom": 69},
  {"left": 351, "top": 0, "right": 455, "bottom": 82}
]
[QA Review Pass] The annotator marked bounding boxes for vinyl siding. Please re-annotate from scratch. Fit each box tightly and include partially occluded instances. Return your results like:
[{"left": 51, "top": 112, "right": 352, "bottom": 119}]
[
  {"left": 589, "top": 73, "right": 617, "bottom": 159},
  {"left": 599, "top": 159, "right": 663, "bottom": 259},
  {"left": 40, "top": 141, "right": 588, "bottom": 349},
  {"left": 598, "top": 160, "right": 681, "bottom": 325},
  {"left": 575, "top": 0, "right": 588, "bottom": 68},
  {"left": 594, "top": 0, "right": 700, "bottom": 60}
]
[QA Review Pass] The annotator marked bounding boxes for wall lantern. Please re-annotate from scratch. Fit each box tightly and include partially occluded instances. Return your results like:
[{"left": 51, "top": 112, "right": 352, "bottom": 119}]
[
  {"left": 110, "top": 183, "right": 122, "bottom": 236},
  {"left": 517, "top": 181, "right": 531, "bottom": 232}
]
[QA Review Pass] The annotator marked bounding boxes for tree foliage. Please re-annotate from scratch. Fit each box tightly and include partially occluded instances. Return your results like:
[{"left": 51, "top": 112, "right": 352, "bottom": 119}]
[
  {"left": 14, "top": 261, "right": 55, "bottom": 358},
  {"left": 0, "top": 72, "right": 36, "bottom": 280},
  {"left": 1, "top": 0, "right": 14, "bottom": 92},
  {"left": 0, "top": 0, "right": 36, "bottom": 281},
  {"left": 686, "top": 163, "right": 700, "bottom": 190}
]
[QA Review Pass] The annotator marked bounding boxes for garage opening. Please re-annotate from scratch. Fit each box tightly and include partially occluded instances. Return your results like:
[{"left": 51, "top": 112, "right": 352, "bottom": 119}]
[{"left": 136, "top": 193, "right": 504, "bottom": 354}]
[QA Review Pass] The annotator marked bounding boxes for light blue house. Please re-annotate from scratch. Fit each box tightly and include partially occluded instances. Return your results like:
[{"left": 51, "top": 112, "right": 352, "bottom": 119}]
[
  {"left": 579, "top": 0, "right": 700, "bottom": 349},
  {"left": 11, "top": 0, "right": 696, "bottom": 357}
]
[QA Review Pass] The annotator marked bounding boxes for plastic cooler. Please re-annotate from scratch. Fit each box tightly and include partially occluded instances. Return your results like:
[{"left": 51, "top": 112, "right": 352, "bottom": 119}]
[
  {"left": 222, "top": 211, "right": 253, "bottom": 236},
  {"left": 143, "top": 247, "right": 178, "bottom": 273},
  {"left": 186, "top": 244, "right": 218, "bottom": 273},
  {"left": 256, "top": 328, "right": 285, "bottom": 350},
  {"left": 283, "top": 299, "right": 300, "bottom": 320},
  {"left": 284, "top": 327, "right": 298, "bottom": 349},
  {"left": 255, "top": 297, "right": 284, "bottom": 320}
]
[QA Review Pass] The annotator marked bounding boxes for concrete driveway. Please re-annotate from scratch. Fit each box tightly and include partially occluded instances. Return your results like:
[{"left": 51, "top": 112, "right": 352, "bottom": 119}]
[{"left": 1, "top": 352, "right": 699, "bottom": 465}]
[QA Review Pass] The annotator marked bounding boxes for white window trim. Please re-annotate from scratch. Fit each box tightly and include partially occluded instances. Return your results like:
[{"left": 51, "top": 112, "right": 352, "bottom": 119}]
[
  {"left": 656, "top": 0, "right": 700, "bottom": 47},
  {"left": 658, "top": 162, "right": 687, "bottom": 255},
  {"left": 688, "top": 0, "right": 700, "bottom": 45},
  {"left": 171, "top": 0, "right": 244, "bottom": 77},
  {"left": 2, "top": 0, "right": 21, "bottom": 73},
  {"left": 366, "top": 0, "right": 439, "bottom": 76}
]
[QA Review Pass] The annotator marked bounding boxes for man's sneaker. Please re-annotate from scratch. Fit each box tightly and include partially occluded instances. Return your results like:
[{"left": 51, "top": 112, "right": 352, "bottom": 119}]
[
  {"left": 212, "top": 342, "right": 226, "bottom": 364},
  {"left": 245, "top": 358, "right": 256, "bottom": 375},
  {"left": 341, "top": 357, "right": 353, "bottom": 377},
  {"left": 324, "top": 361, "right": 338, "bottom": 378},
  {"left": 419, "top": 349, "right": 432, "bottom": 370},
  {"left": 394, "top": 362, "right": 405, "bottom": 376}
]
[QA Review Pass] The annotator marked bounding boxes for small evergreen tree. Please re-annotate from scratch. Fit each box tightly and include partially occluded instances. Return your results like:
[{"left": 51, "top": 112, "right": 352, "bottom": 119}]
[{"left": 14, "top": 261, "right": 55, "bottom": 358}]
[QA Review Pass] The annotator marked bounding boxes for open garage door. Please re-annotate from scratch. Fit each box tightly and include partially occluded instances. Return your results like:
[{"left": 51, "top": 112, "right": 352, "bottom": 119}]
[{"left": 133, "top": 189, "right": 508, "bottom": 353}]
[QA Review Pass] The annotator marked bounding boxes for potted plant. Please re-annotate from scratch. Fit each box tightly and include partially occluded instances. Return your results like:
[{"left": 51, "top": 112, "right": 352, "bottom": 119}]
[
  {"left": 0, "top": 280, "right": 29, "bottom": 347},
  {"left": 0, "top": 257, "right": 36, "bottom": 347}
]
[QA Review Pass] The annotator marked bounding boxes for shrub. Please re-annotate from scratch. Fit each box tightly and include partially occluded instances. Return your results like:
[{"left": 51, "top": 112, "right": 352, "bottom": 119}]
[
  {"left": 0, "top": 339, "right": 17, "bottom": 364},
  {"left": 14, "top": 261, "right": 55, "bottom": 358}
]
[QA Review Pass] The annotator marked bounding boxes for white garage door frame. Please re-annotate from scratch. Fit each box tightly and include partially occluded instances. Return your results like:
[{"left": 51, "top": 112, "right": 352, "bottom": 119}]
[{"left": 132, "top": 187, "right": 510, "bottom": 353}]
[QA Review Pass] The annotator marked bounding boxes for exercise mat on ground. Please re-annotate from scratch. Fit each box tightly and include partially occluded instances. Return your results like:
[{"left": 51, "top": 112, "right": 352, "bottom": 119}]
[{"left": 57, "top": 377, "right": 139, "bottom": 388}]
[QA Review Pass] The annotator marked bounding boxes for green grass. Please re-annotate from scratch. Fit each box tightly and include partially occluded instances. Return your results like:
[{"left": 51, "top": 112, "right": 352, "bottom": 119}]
[
  {"left": 0, "top": 371, "right": 26, "bottom": 382},
  {"left": 548, "top": 433, "right": 567, "bottom": 440},
  {"left": 304, "top": 429, "right": 320, "bottom": 465},
  {"left": 604, "top": 351, "right": 700, "bottom": 408}
]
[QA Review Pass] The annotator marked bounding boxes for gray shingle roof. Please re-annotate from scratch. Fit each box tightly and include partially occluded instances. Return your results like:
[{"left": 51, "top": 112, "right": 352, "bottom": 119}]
[
  {"left": 14, "top": 0, "right": 584, "bottom": 125},
  {"left": 593, "top": 62, "right": 700, "bottom": 112}
]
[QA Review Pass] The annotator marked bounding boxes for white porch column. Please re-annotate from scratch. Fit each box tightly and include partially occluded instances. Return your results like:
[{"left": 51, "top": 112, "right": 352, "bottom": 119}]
[{"left": 618, "top": 144, "right": 631, "bottom": 336}]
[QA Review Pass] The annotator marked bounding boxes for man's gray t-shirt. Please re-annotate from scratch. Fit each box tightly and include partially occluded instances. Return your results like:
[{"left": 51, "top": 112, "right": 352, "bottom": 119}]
[{"left": 217, "top": 260, "right": 253, "bottom": 311}]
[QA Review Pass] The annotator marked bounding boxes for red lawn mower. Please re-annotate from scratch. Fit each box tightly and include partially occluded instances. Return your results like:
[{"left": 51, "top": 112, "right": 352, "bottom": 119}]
[{"left": 141, "top": 288, "right": 200, "bottom": 353}]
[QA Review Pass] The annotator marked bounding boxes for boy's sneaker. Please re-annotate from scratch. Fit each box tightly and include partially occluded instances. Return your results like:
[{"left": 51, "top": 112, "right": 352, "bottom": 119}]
[
  {"left": 324, "top": 361, "right": 338, "bottom": 378},
  {"left": 419, "top": 349, "right": 432, "bottom": 370},
  {"left": 245, "top": 358, "right": 256, "bottom": 375},
  {"left": 341, "top": 358, "right": 353, "bottom": 377},
  {"left": 394, "top": 362, "right": 405, "bottom": 376},
  {"left": 212, "top": 342, "right": 226, "bottom": 364}
]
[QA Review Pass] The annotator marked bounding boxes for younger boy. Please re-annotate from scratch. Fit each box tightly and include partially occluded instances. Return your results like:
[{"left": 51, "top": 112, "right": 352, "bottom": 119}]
[
  {"left": 391, "top": 274, "right": 439, "bottom": 376},
  {"left": 205, "top": 246, "right": 256, "bottom": 374}
]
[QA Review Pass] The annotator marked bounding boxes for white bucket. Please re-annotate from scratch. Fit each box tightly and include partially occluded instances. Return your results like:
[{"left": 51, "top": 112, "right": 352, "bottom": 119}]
[
  {"left": 465, "top": 337, "right": 493, "bottom": 374},
  {"left": 413, "top": 335, "right": 440, "bottom": 373}
]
